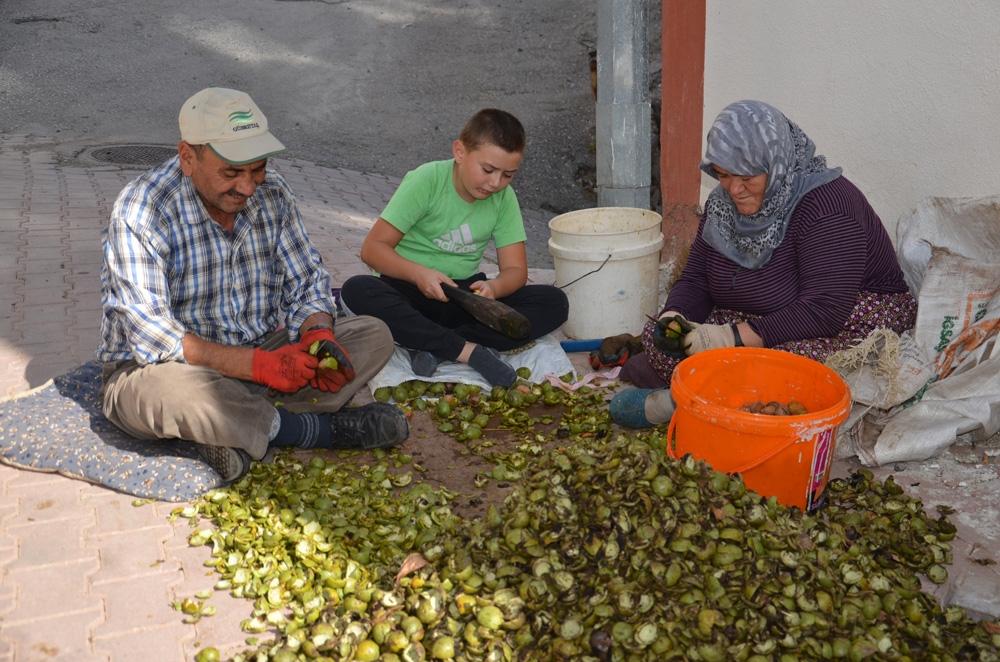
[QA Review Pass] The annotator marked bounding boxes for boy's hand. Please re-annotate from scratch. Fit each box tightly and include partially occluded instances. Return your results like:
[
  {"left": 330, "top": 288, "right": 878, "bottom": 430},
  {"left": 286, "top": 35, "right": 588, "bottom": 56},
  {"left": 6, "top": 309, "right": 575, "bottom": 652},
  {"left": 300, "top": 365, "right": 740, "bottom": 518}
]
[
  {"left": 414, "top": 266, "right": 457, "bottom": 302},
  {"left": 469, "top": 280, "right": 496, "bottom": 300}
]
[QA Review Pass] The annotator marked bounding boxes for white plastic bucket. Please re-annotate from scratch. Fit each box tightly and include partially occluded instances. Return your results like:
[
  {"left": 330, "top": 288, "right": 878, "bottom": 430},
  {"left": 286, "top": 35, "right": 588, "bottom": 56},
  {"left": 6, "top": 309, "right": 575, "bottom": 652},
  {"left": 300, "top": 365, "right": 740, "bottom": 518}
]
[{"left": 548, "top": 207, "right": 664, "bottom": 339}]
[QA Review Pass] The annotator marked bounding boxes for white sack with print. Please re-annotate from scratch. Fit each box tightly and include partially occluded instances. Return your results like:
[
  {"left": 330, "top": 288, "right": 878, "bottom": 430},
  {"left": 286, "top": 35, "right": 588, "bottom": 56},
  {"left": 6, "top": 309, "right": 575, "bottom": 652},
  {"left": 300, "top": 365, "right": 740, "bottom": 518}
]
[{"left": 841, "top": 196, "right": 1000, "bottom": 465}]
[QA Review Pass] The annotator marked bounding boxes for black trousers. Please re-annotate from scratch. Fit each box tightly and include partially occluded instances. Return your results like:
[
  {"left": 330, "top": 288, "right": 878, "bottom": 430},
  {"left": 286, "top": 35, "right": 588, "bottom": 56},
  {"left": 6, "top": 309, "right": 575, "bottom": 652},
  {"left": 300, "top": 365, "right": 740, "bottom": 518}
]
[{"left": 341, "top": 273, "right": 569, "bottom": 360}]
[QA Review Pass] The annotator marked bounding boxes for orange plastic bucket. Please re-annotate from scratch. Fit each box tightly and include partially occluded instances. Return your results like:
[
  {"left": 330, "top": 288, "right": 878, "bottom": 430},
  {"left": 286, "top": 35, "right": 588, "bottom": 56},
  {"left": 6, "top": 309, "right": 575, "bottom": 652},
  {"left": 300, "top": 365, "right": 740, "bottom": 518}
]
[{"left": 666, "top": 348, "right": 851, "bottom": 510}]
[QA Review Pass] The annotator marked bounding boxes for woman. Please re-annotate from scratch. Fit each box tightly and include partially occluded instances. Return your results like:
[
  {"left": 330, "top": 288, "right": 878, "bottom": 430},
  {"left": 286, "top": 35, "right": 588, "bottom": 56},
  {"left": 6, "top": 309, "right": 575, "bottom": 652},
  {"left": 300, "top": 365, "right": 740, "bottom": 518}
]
[{"left": 611, "top": 100, "right": 916, "bottom": 428}]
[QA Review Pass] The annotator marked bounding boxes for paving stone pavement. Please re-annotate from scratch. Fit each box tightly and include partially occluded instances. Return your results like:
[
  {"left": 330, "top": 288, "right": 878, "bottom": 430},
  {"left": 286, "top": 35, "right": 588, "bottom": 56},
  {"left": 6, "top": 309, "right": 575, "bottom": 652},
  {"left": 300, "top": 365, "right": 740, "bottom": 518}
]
[
  {"left": 0, "top": 134, "right": 413, "bottom": 661},
  {"left": 0, "top": 134, "right": 565, "bottom": 661},
  {"left": 0, "top": 134, "right": 996, "bottom": 661}
]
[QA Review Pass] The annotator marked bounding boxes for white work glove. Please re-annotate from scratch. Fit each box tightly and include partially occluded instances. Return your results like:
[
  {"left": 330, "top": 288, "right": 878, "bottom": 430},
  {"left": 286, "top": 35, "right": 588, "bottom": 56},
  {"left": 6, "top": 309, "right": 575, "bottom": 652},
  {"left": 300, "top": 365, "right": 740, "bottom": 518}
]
[{"left": 683, "top": 323, "right": 738, "bottom": 355}]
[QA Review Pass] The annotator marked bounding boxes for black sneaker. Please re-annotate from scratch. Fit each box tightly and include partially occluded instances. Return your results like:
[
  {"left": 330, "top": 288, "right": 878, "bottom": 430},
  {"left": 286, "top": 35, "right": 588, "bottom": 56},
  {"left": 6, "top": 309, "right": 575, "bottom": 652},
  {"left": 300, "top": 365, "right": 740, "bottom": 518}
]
[
  {"left": 329, "top": 403, "right": 410, "bottom": 450},
  {"left": 198, "top": 445, "right": 252, "bottom": 483}
]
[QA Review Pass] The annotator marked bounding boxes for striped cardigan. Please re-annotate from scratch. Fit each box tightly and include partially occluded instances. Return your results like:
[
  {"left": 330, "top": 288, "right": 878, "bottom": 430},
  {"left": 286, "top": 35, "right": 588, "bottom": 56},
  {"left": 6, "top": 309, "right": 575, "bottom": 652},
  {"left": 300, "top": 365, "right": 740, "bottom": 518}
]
[{"left": 664, "top": 177, "right": 909, "bottom": 346}]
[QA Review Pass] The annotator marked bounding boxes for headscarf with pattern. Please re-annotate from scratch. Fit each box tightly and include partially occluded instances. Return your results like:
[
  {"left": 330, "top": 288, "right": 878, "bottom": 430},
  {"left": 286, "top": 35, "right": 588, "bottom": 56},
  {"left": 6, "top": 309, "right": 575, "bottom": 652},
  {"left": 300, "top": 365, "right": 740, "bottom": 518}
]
[{"left": 700, "top": 100, "right": 842, "bottom": 269}]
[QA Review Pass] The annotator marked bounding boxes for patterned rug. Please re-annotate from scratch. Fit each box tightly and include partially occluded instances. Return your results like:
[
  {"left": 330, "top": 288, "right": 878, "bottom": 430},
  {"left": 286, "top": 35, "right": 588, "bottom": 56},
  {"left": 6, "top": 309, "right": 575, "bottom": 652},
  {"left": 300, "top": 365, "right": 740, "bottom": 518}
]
[{"left": 0, "top": 362, "right": 224, "bottom": 501}]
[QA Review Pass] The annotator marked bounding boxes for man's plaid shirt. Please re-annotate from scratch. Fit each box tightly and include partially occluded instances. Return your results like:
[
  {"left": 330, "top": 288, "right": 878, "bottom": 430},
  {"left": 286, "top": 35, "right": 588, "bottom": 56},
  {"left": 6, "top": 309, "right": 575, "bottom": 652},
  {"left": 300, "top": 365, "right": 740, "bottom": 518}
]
[{"left": 98, "top": 156, "right": 334, "bottom": 365}]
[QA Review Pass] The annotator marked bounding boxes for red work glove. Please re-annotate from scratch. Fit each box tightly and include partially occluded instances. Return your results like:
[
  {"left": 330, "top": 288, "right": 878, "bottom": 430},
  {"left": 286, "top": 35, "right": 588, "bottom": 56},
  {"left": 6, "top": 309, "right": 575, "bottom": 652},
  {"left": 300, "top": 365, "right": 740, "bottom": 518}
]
[
  {"left": 589, "top": 334, "right": 641, "bottom": 370},
  {"left": 299, "top": 327, "right": 356, "bottom": 392},
  {"left": 251, "top": 345, "right": 318, "bottom": 393}
]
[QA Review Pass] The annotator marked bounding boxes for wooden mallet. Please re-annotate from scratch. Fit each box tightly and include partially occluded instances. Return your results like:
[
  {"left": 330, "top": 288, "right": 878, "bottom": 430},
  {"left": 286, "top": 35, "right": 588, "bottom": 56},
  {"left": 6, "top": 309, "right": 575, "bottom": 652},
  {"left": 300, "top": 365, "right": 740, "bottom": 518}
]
[{"left": 441, "top": 283, "right": 531, "bottom": 340}]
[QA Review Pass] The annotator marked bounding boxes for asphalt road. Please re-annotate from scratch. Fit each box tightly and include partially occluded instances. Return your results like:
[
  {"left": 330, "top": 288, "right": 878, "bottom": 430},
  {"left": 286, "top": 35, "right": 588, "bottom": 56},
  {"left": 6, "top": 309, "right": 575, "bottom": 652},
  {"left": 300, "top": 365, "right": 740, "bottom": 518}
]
[{"left": 0, "top": 0, "right": 605, "bottom": 266}]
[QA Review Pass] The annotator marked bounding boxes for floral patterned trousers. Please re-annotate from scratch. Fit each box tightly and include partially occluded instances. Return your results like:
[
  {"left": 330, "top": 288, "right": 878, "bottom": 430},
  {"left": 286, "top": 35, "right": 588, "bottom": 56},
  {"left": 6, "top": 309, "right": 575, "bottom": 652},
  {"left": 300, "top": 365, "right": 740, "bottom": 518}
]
[{"left": 620, "top": 291, "right": 918, "bottom": 389}]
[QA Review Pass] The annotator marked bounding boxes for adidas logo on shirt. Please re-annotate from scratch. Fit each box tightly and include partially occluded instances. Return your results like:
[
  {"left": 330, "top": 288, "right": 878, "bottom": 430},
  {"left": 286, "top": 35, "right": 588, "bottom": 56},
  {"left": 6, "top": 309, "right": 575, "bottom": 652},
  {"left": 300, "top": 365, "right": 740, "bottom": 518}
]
[{"left": 433, "top": 223, "right": 478, "bottom": 254}]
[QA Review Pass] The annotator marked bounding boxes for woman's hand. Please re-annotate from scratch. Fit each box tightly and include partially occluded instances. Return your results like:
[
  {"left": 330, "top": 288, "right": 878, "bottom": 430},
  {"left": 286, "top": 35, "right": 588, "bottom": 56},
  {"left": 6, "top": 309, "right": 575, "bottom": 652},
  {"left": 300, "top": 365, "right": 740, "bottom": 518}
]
[
  {"left": 683, "top": 321, "right": 762, "bottom": 354},
  {"left": 414, "top": 266, "right": 457, "bottom": 302},
  {"left": 652, "top": 313, "right": 697, "bottom": 356},
  {"left": 469, "top": 280, "right": 496, "bottom": 300},
  {"left": 683, "top": 323, "right": 737, "bottom": 355}
]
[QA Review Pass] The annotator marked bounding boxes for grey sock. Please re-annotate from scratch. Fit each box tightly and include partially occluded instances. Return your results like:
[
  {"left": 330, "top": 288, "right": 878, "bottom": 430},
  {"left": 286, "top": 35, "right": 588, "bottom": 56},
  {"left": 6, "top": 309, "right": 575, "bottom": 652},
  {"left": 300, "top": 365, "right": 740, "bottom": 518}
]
[
  {"left": 643, "top": 389, "right": 676, "bottom": 424},
  {"left": 468, "top": 345, "right": 516, "bottom": 387},
  {"left": 409, "top": 349, "right": 442, "bottom": 377},
  {"left": 268, "top": 409, "right": 282, "bottom": 440}
]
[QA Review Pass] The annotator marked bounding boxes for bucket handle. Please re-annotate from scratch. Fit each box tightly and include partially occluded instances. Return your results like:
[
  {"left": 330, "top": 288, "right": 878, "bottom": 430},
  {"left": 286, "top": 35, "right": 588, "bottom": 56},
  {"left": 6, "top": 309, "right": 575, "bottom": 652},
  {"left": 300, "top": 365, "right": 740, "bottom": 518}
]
[
  {"left": 554, "top": 254, "right": 612, "bottom": 289},
  {"left": 665, "top": 416, "right": 680, "bottom": 459},
  {"left": 666, "top": 416, "right": 797, "bottom": 475}
]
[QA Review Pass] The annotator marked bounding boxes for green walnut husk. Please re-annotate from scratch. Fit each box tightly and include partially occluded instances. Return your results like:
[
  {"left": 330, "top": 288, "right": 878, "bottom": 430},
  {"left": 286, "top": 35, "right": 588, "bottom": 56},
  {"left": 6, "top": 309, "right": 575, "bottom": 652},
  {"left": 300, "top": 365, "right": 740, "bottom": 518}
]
[
  {"left": 308, "top": 340, "right": 341, "bottom": 372},
  {"left": 174, "top": 382, "right": 999, "bottom": 662}
]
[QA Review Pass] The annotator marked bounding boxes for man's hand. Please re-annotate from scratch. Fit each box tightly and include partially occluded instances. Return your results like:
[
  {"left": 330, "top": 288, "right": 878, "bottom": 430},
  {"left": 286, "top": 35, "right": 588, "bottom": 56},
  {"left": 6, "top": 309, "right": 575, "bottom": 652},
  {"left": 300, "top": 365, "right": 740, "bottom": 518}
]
[
  {"left": 300, "top": 327, "right": 356, "bottom": 392},
  {"left": 651, "top": 312, "right": 697, "bottom": 356},
  {"left": 414, "top": 266, "right": 457, "bottom": 302},
  {"left": 683, "top": 323, "right": 737, "bottom": 355},
  {"left": 469, "top": 280, "right": 496, "bottom": 300},
  {"left": 251, "top": 345, "right": 318, "bottom": 393}
]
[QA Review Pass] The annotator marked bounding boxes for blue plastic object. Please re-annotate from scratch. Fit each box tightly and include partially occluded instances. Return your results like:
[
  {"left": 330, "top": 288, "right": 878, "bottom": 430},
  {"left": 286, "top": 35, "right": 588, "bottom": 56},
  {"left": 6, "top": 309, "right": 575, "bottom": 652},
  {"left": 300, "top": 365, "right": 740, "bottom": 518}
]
[{"left": 560, "top": 339, "right": 602, "bottom": 353}]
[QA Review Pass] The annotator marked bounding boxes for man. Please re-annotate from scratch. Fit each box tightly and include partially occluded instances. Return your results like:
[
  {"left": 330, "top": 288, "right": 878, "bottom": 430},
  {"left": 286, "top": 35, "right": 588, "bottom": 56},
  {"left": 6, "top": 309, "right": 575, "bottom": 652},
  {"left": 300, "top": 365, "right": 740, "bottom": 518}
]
[{"left": 98, "top": 87, "right": 408, "bottom": 483}]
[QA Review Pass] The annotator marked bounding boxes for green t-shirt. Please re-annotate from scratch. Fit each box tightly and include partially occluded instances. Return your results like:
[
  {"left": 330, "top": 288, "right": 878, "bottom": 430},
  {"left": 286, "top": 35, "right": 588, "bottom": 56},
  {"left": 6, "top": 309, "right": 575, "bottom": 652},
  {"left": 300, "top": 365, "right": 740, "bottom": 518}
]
[{"left": 380, "top": 159, "right": 527, "bottom": 279}]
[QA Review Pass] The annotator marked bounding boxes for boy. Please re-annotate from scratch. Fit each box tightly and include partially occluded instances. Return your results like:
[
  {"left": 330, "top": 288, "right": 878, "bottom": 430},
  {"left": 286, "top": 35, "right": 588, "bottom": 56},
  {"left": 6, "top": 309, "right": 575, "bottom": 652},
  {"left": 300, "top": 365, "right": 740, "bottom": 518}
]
[{"left": 342, "top": 109, "right": 568, "bottom": 387}]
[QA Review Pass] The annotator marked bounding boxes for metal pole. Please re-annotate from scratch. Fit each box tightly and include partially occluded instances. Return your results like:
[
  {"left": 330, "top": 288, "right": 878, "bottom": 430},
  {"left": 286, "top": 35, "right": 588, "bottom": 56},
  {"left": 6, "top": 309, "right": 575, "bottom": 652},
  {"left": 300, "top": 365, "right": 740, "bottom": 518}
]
[{"left": 596, "top": 0, "right": 651, "bottom": 209}]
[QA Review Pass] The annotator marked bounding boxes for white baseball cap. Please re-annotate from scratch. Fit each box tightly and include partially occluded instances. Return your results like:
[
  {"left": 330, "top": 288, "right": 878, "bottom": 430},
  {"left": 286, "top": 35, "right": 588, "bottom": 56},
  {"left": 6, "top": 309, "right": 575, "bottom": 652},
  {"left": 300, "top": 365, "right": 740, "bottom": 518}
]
[{"left": 178, "top": 87, "right": 286, "bottom": 164}]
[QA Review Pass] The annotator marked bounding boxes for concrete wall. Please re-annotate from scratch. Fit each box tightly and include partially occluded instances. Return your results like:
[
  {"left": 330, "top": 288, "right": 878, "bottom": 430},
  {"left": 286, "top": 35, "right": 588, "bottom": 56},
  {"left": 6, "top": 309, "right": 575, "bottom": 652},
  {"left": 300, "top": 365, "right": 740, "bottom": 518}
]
[{"left": 701, "top": 1, "right": 1000, "bottom": 240}]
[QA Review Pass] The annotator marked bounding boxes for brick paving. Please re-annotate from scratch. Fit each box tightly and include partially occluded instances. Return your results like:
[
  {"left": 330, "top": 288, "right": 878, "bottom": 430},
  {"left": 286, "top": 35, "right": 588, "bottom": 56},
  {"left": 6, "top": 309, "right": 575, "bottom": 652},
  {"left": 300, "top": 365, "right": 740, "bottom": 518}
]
[
  {"left": 0, "top": 134, "right": 996, "bottom": 661},
  {"left": 0, "top": 134, "right": 547, "bottom": 661},
  {"left": 0, "top": 135, "right": 417, "bottom": 661}
]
